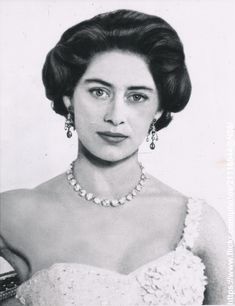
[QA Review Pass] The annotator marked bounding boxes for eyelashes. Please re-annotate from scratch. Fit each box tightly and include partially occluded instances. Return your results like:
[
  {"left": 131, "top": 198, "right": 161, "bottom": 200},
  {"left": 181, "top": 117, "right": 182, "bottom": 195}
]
[
  {"left": 89, "top": 88, "right": 110, "bottom": 99},
  {"left": 127, "top": 93, "right": 148, "bottom": 103},
  {"left": 88, "top": 87, "right": 149, "bottom": 103}
]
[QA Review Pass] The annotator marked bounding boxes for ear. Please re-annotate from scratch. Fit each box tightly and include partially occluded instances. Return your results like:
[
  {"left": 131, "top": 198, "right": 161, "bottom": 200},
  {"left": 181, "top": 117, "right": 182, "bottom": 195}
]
[
  {"left": 63, "top": 96, "right": 73, "bottom": 112},
  {"left": 153, "top": 109, "right": 163, "bottom": 121}
]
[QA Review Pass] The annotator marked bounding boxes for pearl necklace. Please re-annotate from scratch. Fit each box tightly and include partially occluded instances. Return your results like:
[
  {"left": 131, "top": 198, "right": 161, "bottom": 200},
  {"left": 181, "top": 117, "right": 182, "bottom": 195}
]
[{"left": 66, "top": 161, "right": 147, "bottom": 207}]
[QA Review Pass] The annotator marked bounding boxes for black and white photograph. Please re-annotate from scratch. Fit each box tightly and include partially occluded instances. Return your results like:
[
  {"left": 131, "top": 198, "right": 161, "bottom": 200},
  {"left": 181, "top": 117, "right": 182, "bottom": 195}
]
[{"left": 0, "top": 0, "right": 234, "bottom": 305}]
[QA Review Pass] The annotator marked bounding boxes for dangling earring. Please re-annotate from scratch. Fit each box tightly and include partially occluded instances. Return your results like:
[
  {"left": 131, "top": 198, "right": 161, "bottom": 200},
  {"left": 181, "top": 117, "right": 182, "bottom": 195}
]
[
  {"left": 65, "top": 112, "right": 74, "bottom": 138},
  {"left": 146, "top": 119, "right": 158, "bottom": 150}
]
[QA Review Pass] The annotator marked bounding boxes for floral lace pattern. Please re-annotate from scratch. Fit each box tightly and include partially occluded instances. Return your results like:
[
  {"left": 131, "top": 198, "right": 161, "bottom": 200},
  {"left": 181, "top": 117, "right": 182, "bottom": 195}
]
[
  {"left": 136, "top": 248, "right": 207, "bottom": 305},
  {"left": 135, "top": 198, "right": 207, "bottom": 305},
  {"left": 16, "top": 264, "right": 137, "bottom": 306},
  {"left": 16, "top": 197, "right": 208, "bottom": 305},
  {"left": 178, "top": 198, "right": 204, "bottom": 250}
]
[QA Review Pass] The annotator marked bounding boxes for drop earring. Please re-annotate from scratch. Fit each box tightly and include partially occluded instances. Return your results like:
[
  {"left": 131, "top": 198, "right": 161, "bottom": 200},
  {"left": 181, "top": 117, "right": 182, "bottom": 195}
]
[
  {"left": 146, "top": 119, "right": 158, "bottom": 150},
  {"left": 65, "top": 112, "right": 74, "bottom": 138}
]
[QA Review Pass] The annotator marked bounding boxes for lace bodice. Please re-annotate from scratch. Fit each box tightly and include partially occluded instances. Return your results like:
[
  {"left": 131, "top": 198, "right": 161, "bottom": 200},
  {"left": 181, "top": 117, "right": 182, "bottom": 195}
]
[{"left": 16, "top": 198, "right": 208, "bottom": 305}]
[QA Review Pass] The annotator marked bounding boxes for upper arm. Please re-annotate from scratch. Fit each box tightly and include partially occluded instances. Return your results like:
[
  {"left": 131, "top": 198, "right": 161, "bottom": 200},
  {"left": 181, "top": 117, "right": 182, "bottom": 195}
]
[
  {"left": 0, "top": 191, "right": 33, "bottom": 304},
  {"left": 0, "top": 297, "right": 23, "bottom": 306},
  {"left": 197, "top": 202, "right": 234, "bottom": 305},
  {"left": 0, "top": 191, "right": 31, "bottom": 280}
]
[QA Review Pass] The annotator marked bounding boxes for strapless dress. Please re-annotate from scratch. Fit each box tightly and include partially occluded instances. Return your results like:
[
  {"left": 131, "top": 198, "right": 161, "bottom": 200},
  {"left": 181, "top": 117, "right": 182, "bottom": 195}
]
[{"left": 16, "top": 198, "right": 208, "bottom": 305}]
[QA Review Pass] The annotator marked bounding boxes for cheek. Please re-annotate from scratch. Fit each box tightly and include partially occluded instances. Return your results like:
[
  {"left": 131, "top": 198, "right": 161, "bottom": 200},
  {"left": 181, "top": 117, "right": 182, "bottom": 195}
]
[
  {"left": 136, "top": 120, "right": 151, "bottom": 139},
  {"left": 129, "top": 117, "right": 152, "bottom": 147},
  {"left": 73, "top": 95, "right": 90, "bottom": 124},
  {"left": 73, "top": 101, "right": 102, "bottom": 134},
  {"left": 133, "top": 107, "right": 155, "bottom": 133}
]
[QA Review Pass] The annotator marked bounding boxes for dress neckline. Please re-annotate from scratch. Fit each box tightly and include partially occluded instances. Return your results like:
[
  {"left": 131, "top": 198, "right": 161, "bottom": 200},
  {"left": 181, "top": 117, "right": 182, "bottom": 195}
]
[
  {"left": 28, "top": 249, "right": 180, "bottom": 280},
  {"left": 18, "top": 197, "right": 204, "bottom": 281}
]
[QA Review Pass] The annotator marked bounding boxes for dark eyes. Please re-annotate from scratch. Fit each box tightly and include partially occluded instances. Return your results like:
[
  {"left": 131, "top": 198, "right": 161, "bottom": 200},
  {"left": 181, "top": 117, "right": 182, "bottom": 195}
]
[
  {"left": 127, "top": 94, "right": 148, "bottom": 103},
  {"left": 88, "top": 88, "right": 148, "bottom": 103},
  {"left": 89, "top": 88, "right": 110, "bottom": 99}
]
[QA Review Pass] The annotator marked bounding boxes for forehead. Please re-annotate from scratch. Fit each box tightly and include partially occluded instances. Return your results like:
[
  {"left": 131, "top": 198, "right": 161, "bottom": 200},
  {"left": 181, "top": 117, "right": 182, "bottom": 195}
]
[{"left": 79, "top": 50, "right": 156, "bottom": 89}]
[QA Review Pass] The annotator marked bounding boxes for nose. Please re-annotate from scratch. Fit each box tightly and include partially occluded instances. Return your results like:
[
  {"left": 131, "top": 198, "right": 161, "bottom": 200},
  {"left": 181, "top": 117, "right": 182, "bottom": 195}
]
[{"left": 104, "top": 96, "right": 126, "bottom": 126}]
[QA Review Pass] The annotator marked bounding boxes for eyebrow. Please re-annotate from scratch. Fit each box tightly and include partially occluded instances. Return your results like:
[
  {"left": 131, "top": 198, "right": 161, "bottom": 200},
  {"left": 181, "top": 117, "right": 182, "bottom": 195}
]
[{"left": 84, "top": 78, "right": 154, "bottom": 92}]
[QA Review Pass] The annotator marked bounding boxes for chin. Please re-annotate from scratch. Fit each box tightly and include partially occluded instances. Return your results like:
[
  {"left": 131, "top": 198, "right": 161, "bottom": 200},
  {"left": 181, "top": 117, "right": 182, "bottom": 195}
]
[
  {"left": 93, "top": 150, "right": 132, "bottom": 163},
  {"left": 81, "top": 143, "right": 138, "bottom": 164}
]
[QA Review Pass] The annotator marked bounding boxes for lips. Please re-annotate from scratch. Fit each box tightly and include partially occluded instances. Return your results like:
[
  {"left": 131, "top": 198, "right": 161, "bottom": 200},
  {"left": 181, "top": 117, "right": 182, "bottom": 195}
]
[{"left": 97, "top": 131, "right": 128, "bottom": 143}]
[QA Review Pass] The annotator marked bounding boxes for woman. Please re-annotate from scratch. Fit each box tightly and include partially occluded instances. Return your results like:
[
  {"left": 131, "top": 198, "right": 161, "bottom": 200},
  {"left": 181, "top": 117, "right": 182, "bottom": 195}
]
[{"left": 0, "top": 9, "right": 230, "bottom": 305}]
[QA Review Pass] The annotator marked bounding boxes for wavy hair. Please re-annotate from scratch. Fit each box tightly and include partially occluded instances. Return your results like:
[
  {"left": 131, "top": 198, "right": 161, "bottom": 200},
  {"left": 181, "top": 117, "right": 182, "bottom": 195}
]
[{"left": 42, "top": 9, "right": 191, "bottom": 131}]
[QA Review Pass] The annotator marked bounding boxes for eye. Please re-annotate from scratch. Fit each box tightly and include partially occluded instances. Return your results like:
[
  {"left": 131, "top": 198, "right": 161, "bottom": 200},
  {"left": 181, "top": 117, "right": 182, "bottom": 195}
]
[
  {"left": 128, "top": 93, "right": 148, "bottom": 103},
  {"left": 89, "top": 88, "right": 110, "bottom": 99}
]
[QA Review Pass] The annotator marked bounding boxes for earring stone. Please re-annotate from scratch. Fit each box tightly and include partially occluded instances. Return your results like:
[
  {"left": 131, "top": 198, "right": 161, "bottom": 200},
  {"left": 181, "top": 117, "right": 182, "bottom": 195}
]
[
  {"left": 65, "top": 113, "right": 74, "bottom": 138},
  {"left": 147, "top": 119, "right": 158, "bottom": 150}
]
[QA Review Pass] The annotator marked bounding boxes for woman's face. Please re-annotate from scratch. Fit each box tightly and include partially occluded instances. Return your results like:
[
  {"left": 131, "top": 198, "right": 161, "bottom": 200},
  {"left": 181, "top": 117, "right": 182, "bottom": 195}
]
[{"left": 64, "top": 50, "right": 160, "bottom": 162}]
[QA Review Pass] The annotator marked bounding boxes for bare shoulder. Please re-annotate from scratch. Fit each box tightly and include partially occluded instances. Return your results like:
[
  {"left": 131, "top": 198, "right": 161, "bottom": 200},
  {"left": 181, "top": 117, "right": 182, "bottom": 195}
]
[
  {"left": 196, "top": 201, "right": 232, "bottom": 304},
  {"left": 144, "top": 175, "right": 232, "bottom": 305},
  {"left": 198, "top": 201, "right": 228, "bottom": 251},
  {"left": 1, "top": 172, "right": 67, "bottom": 209},
  {"left": 0, "top": 188, "right": 39, "bottom": 227},
  {"left": 0, "top": 173, "right": 68, "bottom": 239},
  {"left": 145, "top": 172, "right": 189, "bottom": 207},
  {"left": 34, "top": 172, "right": 69, "bottom": 195},
  {"left": 140, "top": 173, "right": 190, "bottom": 238},
  {"left": 0, "top": 174, "right": 69, "bottom": 280}
]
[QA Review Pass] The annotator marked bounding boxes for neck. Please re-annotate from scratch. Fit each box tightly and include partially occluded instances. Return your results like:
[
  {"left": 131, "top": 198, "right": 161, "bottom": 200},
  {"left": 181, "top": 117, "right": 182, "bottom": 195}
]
[{"left": 72, "top": 144, "right": 142, "bottom": 199}]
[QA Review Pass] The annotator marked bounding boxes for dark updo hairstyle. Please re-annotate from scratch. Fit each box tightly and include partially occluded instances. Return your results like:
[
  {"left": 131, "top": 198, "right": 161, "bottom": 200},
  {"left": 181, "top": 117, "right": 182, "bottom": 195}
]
[{"left": 42, "top": 9, "right": 191, "bottom": 131}]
